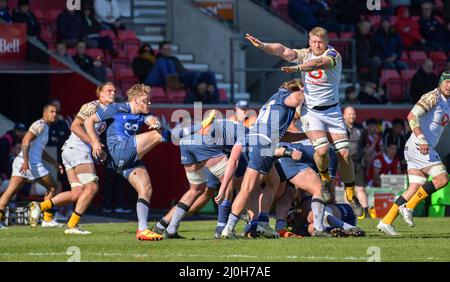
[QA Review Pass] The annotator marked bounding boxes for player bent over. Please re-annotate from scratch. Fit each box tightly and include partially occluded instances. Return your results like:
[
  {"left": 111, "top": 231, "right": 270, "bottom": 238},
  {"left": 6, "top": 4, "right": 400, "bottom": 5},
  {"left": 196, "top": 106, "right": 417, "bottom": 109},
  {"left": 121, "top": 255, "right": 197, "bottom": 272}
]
[
  {"left": 29, "top": 82, "right": 116, "bottom": 234},
  {"left": 0, "top": 104, "right": 63, "bottom": 229},
  {"left": 378, "top": 72, "right": 450, "bottom": 236}
]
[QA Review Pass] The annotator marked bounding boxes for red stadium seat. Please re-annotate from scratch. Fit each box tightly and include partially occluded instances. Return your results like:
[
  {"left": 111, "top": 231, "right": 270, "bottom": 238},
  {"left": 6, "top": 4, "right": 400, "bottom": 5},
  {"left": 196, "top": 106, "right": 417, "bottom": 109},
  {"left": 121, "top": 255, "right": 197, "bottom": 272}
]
[
  {"left": 151, "top": 87, "right": 171, "bottom": 103},
  {"left": 328, "top": 32, "right": 338, "bottom": 39},
  {"left": 219, "top": 88, "right": 228, "bottom": 102},
  {"left": 167, "top": 89, "right": 187, "bottom": 104},
  {"left": 429, "top": 51, "right": 447, "bottom": 73},
  {"left": 114, "top": 68, "right": 135, "bottom": 80},
  {"left": 111, "top": 49, "right": 131, "bottom": 70},
  {"left": 408, "top": 51, "right": 428, "bottom": 68},
  {"left": 34, "top": 9, "right": 46, "bottom": 24},
  {"left": 46, "top": 10, "right": 60, "bottom": 24},
  {"left": 118, "top": 30, "right": 141, "bottom": 51},
  {"left": 401, "top": 69, "right": 417, "bottom": 98},
  {"left": 340, "top": 32, "right": 354, "bottom": 39},
  {"left": 85, "top": 48, "right": 104, "bottom": 60},
  {"left": 40, "top": 29, "right": 55, "bottom": 45},
  {"left": 271, "top": 0, "right": 288, "bottom": 10},
  {"left": 386, "top": 80, "right": 406, "bottom": 102},
  {"left": 411, "top": 16, "right": 420, "bottom": 22},
  {"left": 380, "top": 69, "right": 400, "bottom": 86},
  {"left": 368, "top": 15, "right": 381, "bottom": 28}
]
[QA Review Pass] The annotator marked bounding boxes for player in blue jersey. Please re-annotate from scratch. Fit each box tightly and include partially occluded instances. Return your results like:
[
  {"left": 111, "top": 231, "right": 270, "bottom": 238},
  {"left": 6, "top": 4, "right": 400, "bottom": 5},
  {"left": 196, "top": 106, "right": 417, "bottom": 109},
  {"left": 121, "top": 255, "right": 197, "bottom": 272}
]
[
  {"left": 220, "top": 79, "right": 308, "bottom": 239},
  {"left": 152, "top": 118, "right": 247, "bottom": 238},
  {"left": 84, "top": 84, "right": 214, "bottom": 241}
]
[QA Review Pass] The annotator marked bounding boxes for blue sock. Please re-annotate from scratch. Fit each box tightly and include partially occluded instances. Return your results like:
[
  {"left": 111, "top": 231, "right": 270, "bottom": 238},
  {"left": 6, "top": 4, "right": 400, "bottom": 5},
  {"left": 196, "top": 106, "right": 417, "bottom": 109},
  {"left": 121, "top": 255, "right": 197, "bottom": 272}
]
[
  {"left": 275, "top": 219, "right": 287, "bottom": 232},
  {"left": 243, "top": 222, "right": 252, "bottom": 234},
  {"left": 249, "top": 219, "right": 259, "bottom": 233},
  {"left": 257, "top": 212, "right": 269, "bottom": 223},
  {"left": 216, "top": 199, "right": 232, "bottom": 234}
]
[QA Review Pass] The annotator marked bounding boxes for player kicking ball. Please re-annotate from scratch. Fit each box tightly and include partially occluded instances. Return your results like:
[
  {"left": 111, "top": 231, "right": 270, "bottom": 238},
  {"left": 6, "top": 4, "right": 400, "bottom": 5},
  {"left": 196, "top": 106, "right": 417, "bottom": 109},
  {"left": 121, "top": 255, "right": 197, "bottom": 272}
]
[
  {"left": 0, "top": 104, "right": 63, "bottom": 229},
  {"left": 378, "top": 72, "right": 450, "bottom": 236}
]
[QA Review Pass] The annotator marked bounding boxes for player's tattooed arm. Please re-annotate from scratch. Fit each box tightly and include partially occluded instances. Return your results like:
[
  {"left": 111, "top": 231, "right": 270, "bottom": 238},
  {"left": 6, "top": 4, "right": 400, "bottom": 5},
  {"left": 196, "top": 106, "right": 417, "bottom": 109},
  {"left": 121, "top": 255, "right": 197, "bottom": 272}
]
[
  {"left": 20, "top": 132, "right": 36, "bottom": 164},
  {"left": 71, "top": 117, "right": 92, "bottom": 144},
  {"left": 245, "top": 33, "right": 298, "bottom": 61}
]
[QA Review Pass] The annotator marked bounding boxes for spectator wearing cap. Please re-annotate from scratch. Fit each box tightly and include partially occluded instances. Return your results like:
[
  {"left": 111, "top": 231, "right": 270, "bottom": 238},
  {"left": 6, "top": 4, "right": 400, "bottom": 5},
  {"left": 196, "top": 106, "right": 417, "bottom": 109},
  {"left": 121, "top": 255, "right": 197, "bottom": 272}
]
[
  {"left": 229, "top": 100, "right": 257, "bottom": 128},
  {"left": 0, "top": 122, "right": 26, "bottom": 181},
  {"left": 394, "top": 6, "right": 427, "bottom": 50},
  {"left": 0, "top": 0, "right": 12, "bottom": 23},
  {"left": 132, "top": 44, "right": 156, "bottom": 83}
]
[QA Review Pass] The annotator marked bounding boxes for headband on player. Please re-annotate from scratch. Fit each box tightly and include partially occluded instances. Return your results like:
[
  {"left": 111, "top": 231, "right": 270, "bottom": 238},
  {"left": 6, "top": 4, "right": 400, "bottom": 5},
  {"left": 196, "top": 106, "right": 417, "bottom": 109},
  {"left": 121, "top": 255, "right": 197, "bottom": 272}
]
[{"left": 439, "top": 71, "right": 450, "bottom": 86}]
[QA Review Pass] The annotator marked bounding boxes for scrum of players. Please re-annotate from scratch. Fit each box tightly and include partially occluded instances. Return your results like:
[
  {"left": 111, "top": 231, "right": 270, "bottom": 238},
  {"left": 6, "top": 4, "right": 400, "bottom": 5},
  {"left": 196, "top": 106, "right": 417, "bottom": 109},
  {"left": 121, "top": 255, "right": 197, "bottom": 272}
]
[{"left": 1, "top": 26, "right": 449, "bottom": 241}]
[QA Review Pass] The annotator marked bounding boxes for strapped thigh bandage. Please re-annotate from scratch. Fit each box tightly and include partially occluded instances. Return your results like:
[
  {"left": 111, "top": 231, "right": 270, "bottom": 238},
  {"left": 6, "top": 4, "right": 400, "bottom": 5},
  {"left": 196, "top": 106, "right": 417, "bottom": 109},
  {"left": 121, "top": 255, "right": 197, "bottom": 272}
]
[
  {"left": 77, "top": 173, "right": 99, "bottom": 184},
  {"left": 332, "top": 139, "right": 350, "bottom": 152},
  {"left": 186, "top": 166, "right": 208, "bottom": 185},
  {"left": 312, "top": 137, "right": 329, "bottom": 150},
  {"left": 208, "top": 158, "right": 228, "bottom": 179},
  {"left": 408, "top": 175, "right": 427, "bottom": 185},
  {"left": 428, "top": 164, "right": 447, "bottom": 178}
]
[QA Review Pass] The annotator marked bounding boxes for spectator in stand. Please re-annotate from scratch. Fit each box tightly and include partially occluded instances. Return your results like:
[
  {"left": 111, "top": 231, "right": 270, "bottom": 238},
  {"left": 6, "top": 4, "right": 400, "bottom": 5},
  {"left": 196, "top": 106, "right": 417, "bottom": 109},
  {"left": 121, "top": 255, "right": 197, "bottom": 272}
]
[
  {"left": 54, "top": 41, "right": 75, "bottom": 65},
  {"left": 288, "top": 0, "right": 320, "bottom": 31},
  {"left": 342, "top": 86, "right": 360, "bottom": 105},
  {"left": 0, "top": 123, "right": 26, "bottom": 182},
  {"left": 410, "top": 59, "right": 439, "bottom": 103},
  {"left": 334, "top": 0, "right": 366, "bottom": 28},
  {"left": 144, "top": 41, "right": 219, "bottom": 101},
  {"left": 419, "top": 1, "right": 450, "bottom": 52},
  {"left": 184, "top": 78, "right": 217, "bottom": 104},
  {"left": 363, "top": 118, "right": 384, "bottom": 168},
  {"left": 0, "top": 0, "right": 12, "bottom": 23},
  {"left": 354, "top": 20, "right": 382, "bottom": 84},
  {"left": 72, "top": 40, "right": 107, "bottom": 82},
  {"left": 366, "top": 143, "right": 401, "bottom": 187},
  {"left": 383, "top": 118, "right": 407, "bottom": 171},
  {"left": 394, "top": 6, "right": 427, "bottom": 50},
  {"left": 343, "top": 107, "right": 370, "bottom": 218},
  {"left": 94, "top": 0, "right": 125, "bottom": 36},
  {"left": 359, "top": 82, "right": 388, "bottom": 104},
  {"left": 57, "top": 7, "right": 85, "bottom": 48},
  {"left": 131, "top": 43, "right": 156, "bottom": 83},
  {"left": 374, "top": 17, "right": 408, "bottom": 71},
  {"left": 12, "top": 0, "right": 41, "bottom": 38},
  {"left": 411, "top": 0, "right": 435, "bottom": 15},
  {"left": 81, "top": 4, "right": 118, "bottom": 57}
]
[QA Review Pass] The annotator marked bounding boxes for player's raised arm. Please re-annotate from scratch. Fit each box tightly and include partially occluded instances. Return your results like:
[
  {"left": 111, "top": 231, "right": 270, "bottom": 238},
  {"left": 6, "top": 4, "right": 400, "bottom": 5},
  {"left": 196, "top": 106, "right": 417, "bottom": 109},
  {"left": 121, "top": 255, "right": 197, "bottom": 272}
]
[
  {"left": 407, "top": 92, "right": 438, "bottom": 155},
  {"left": 245, "top": 33, "right": 298, "bottom": 62}
]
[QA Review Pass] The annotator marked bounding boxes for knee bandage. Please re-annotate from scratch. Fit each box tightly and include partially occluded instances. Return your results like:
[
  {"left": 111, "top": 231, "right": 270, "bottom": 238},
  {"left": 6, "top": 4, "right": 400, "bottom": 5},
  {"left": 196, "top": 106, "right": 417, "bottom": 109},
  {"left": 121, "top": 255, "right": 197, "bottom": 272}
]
[
  {"left": 209, "top": 158, "right": 228, "bottom": 179},
  {"left": 332, "top": 139, "right": 350, "bottom": 152},
  {"left": 70, "top": 182, "right": 83, "bottom": 188},
  {"left": 186, "top": 167, "right": 208, "bottom": 185},
  {"left": 428, "top": 164, "right": 447, "bottom": 178},
  {"left": 312, "top": 137, "right": 329, "bottom": 150},
  {"left": 408, "top": 175, "right": 427, "bottom": 185},
  {"left": 77, "top": 173, "right": 99, "bottom": 184}
]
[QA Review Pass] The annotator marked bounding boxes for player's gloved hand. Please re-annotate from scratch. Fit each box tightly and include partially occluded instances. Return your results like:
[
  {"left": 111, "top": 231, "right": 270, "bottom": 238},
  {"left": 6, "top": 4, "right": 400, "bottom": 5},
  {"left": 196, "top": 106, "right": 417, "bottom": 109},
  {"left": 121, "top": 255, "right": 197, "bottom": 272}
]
[
  {"left": 245, "top": 33, "right": 265, "bottom": 49},
  {"left": 19, "top": 162, "right": 30, "bottom": 175},
  {"left": 417, "top": 134, "right": 429, "bottom": 155},
  {"left": 91, "top": 140, "right": 104, "bottom": 159}
]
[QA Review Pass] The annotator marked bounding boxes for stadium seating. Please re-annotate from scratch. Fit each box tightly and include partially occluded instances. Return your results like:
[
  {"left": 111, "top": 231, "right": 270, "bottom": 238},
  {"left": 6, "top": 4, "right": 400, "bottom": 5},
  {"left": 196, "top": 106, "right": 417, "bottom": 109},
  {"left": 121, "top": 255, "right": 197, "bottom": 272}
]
[
  {"left": 408, "top": 51, "right": 428, "bottom": 69},
  {"left": 114, "top": 68, "right": 138, "bottom": 91},
  {"left": 167, "top": 89, "right": 187, "bottom": 104},
  {"left": 429, "top": 51, "right": 447, "bottom": 74},
  {"left": 151, "top": 87, "right": 171, "bottom": 103},
  {"left": 118, "top": 30, "right": 141, "bottom": 52}
]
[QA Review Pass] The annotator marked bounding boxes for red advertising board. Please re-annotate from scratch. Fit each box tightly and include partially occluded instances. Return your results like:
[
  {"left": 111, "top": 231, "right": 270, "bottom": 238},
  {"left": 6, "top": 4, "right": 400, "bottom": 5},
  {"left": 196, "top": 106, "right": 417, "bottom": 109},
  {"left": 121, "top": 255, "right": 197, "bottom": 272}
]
[{"left": 0, "top": 23, "right": 27, "bottom": 61}]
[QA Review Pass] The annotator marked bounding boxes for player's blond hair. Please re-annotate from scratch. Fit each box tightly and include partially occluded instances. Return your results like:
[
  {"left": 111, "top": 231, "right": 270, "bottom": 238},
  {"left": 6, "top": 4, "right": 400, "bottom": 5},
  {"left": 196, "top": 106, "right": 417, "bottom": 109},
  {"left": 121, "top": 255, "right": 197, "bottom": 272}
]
[
  {"left": 309, "top": 27, "right": 328, "bottom": 42},
  {"left": 281, "top": 79, "right": 304, "bottom": 92},
  {"left": 96, "top": 82, "right": 115, "bottom": 97},
  {"left": 127, "top": 84, "right": 151, "bottom": 101}
]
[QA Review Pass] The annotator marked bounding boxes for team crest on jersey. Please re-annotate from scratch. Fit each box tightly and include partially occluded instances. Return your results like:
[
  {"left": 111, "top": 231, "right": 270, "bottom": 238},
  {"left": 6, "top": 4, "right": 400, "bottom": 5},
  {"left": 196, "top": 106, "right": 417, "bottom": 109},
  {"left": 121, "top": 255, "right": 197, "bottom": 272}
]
[
  {"left": 440, "top": 114, "right": 449, "bottom": 126},
  {"left": 308, "top": 70, "right": 324, "bottom": 79}
]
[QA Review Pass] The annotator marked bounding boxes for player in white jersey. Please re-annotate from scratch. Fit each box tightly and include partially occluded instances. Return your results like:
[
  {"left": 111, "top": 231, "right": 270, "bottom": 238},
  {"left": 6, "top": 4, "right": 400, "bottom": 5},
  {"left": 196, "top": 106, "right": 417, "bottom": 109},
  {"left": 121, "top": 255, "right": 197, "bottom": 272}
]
[
  {"left": 245, "top": 27, "right": 363, "bottom": 216},
  {"left": 378, "top": 72, "right": 450, "bottom": 236},
  {"left": 29, "top": 82, "right": 116, "bottom": 234},
  {"left": 0, "top": 104, "right": 62, "bottom": 229}
]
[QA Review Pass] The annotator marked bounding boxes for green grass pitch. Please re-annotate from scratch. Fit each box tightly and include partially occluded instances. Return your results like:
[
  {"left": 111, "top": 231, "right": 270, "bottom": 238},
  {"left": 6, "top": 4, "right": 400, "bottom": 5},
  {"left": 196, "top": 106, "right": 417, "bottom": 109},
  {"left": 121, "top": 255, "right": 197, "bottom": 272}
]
[{"left": 1, "top": 218, "right": 450, "bottom": 262}]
